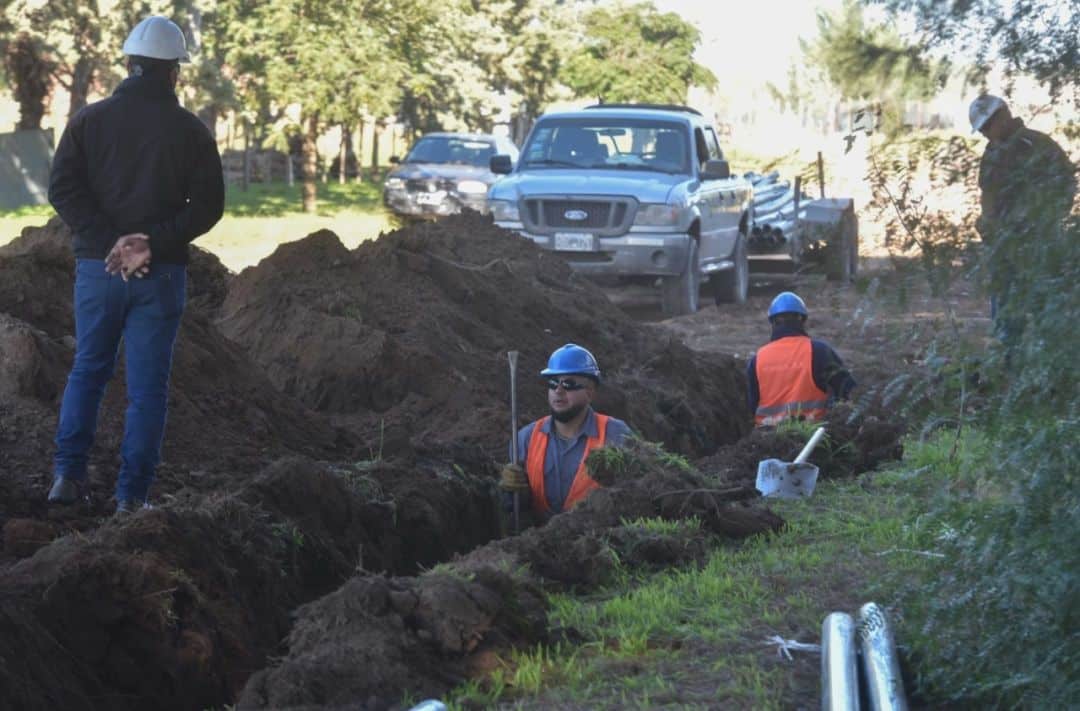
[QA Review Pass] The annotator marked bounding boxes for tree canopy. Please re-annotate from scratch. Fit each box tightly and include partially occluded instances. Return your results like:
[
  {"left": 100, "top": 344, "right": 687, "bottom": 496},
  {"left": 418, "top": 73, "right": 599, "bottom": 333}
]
[{"left": 561, "top": 2, "right": 716, "bottom": 104}]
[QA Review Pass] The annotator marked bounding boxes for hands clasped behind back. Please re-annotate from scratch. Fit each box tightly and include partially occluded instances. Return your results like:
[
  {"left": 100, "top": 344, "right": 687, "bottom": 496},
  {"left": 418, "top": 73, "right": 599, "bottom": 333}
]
[{"left": 105, "top": 233, "right": 152, "bottom": 281}]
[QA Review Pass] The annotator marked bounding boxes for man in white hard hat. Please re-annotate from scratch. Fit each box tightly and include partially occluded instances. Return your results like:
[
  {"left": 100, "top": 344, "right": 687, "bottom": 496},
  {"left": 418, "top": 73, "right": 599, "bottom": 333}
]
[
  {"left": 46, "top": 16, "right": 224, "bottom": 514},
  {"left": 969, "top": 94, "right": 1075, "bottom": 341}
]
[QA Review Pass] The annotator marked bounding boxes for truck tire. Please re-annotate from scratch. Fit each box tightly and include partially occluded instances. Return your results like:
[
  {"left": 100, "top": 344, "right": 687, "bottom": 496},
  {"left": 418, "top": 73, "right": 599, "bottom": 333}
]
[
  {"left": 713, "top": 236, "right": 749, "bottom": 304},
  {"left": 826, "top": 208, "right": 858, "bottom": 282},
  {"left": 661, "top": 238, "right": 700, "bottom": 316}
]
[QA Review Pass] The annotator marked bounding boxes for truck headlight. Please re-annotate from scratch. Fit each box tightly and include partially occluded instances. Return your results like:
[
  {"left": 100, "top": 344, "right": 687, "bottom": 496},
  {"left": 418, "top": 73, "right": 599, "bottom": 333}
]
[
  {"left": 384, "top": 177, "right": 405, "bottom": 190},
  {"left": 634, "top": 203, "right": 681, "bottom": 227},
  {"left": 456, "top": 179, "right": 488, "bottom": 195},
  {"left": 489, "top": 199, "right": 520, "bottom": 221}
]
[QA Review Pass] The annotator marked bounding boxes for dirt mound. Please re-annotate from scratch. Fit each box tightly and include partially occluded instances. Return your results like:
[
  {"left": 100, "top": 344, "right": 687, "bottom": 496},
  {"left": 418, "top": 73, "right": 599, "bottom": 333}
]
[
  {"left": 695, "top": 403, "right": 906, "bottom": 487},
  {"left": 0, "top": 454, "right": 505, "bottom": 710},
  {"left": 218, "top": 213, "right": 750, "bottom": 463},
  {"left": 239, "top": 441, "right": 783, "bottom": 709},
  {"left": 239, "top": 569, "right": 549, "bottom": 711}
]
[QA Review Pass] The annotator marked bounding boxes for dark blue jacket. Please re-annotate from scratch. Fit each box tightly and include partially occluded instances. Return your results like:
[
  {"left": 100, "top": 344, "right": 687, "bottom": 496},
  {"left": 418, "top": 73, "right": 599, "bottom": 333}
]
[
  {"left": 49, "top": 73, "right": 224, "bottom": 265},
  {"left": 746, "top": 325, "right": 855, "bottom": 414}
]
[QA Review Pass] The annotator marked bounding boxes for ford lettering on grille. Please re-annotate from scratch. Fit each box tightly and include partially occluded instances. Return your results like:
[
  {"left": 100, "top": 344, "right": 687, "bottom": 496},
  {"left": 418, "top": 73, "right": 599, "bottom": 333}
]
[{"left": 564, "top": 209, "right": 589, "bottom": 221}]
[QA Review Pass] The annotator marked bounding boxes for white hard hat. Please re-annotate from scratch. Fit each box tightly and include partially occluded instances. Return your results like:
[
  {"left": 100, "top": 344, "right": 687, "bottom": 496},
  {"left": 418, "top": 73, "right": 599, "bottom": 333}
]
[
  {"left": 968, "top": 94, "right": 1005, "bottom": 133},
  {"left": 122, "top": 16, "right": 190, "bottom": 63}
]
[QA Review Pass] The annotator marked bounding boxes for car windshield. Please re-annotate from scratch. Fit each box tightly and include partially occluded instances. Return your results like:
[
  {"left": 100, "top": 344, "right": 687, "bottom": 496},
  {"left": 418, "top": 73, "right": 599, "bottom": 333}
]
[
  {"left": 521, "top": 118, "right": 690, "bottom": 174},
  {"left": 404, "top": 136, "right": 496, "bottom": 166}
]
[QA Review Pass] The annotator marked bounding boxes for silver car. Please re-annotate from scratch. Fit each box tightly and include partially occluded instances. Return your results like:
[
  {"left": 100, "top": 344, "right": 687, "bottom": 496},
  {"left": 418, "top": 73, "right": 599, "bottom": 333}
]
[
  {"left": 487, "top": 105, "right": 753, "bottom": 315},
  {"left": 383, "top": 132, "right": 519, "bottom": 218}
]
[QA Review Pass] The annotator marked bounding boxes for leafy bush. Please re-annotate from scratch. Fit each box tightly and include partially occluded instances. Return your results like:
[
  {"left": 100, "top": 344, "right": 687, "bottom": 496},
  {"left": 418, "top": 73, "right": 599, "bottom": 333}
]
[{"left": 870, "top": 125, "right": 1079, "bottom": 706}]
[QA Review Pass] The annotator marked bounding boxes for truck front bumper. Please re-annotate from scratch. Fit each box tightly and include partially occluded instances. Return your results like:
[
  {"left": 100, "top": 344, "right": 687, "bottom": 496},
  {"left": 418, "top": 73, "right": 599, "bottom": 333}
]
[
  {"left": 384, "top": 190, "right": 487, "bottom": 218},
  {"left": 494, "top": 223, "right": 692, "bottom": 277}
]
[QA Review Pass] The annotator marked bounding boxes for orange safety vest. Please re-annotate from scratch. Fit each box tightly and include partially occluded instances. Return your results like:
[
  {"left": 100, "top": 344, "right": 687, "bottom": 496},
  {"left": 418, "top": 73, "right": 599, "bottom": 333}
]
[
  {"left": 525, "top": 414, "right": 609, "bottom": 515},
  {"left": 754, "top": 336, "right": 829, "bottom": 426}
]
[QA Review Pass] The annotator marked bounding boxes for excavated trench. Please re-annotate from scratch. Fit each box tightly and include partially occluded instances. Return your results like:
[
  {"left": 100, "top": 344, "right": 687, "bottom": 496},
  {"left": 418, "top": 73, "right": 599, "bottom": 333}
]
[{"left": 0, "top": 216, "right": 904, "bottom": 710}]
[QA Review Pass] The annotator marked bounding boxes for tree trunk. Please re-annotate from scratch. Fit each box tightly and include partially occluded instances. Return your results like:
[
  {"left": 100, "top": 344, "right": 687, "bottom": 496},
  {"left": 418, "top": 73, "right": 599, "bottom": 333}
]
[
  {"left": 355, "top": 119, "right": 365, "bottom": 183},
  {"left": 302, "top": 113, "right": 320, "bottom": 213},
  {"left": 4, "top": 33, "right": 51, "bottom": 130},
  {"left": 371, "top": 120, "right": 382, "bottom": 179},
  {"left": 198, "top": 105, "right": 218, "bottom": 137},
  {"left": 242, "top": 120, "right": 251, "bottom": 192},
  {"left": 67, "top": 56, "right": 95, "bottom": 124},
  {"left": 338, "top": 123, "right": 349, "bottom": 185}
]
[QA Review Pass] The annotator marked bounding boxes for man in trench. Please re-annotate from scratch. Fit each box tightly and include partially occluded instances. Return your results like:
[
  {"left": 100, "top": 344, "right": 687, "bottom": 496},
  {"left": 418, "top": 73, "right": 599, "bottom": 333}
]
[
  {"left": 968, "top": 94, "right": 1076, "bottom": 344},
  {"left": 747, "top": 292, "right": 855, "bottom": 427},
  {"left": 500, "top": 344, "right": 633, "bottom": 525},
  {"left": 45, "top": 16, "right": 224, "bottom": 514}
]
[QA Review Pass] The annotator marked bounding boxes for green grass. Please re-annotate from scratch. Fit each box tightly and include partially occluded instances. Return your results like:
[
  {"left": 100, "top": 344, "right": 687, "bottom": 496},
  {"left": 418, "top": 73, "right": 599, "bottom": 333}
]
[
  {"left": 0, "top": 180, "right": 393, "bottom": 271},
  {"left": 222, "top": 180, "right": 384, "bottom": 217},
  {"left": 447, "top": 432, "right": 971, "bottom": 709},
  {"left": 0, "top": 203, "right": 55, "bottom": 218}
]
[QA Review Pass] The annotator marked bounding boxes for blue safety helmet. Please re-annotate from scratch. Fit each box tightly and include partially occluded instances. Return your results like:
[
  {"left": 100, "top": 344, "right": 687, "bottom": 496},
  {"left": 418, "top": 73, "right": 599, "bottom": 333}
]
[
  {"left": 540, "top": 343, "right": 602, "bottom": 382},
  {"left": 768, "top": 291, "right": 808, "bottom": 321}
]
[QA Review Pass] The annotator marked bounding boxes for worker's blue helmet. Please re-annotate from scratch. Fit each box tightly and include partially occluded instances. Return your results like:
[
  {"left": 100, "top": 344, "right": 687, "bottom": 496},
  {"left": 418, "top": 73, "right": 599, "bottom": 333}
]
[
  {"left": 768, "top": 292, "right": 808, "bottom": 321},
  {"left": 540, "top": 343, "right": 601, "bottom": 382}
]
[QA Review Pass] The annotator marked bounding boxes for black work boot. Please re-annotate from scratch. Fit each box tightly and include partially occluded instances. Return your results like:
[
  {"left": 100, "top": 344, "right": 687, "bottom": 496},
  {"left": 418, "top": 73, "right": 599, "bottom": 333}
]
[{"left": 47, "top": 477, "right": 80, "bottom": 505}]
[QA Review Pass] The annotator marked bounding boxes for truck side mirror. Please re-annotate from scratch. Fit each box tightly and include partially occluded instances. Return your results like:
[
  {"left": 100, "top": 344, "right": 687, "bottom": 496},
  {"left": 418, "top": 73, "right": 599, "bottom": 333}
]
[
  {"left": 389, "top": 155, "right": 400, "bottom": 164},
  {"left": 490, "top": 154, "right": 513, "bottom": 174},
  {"left": 701, "top": 159, "right": 730, "bottom": 180}
]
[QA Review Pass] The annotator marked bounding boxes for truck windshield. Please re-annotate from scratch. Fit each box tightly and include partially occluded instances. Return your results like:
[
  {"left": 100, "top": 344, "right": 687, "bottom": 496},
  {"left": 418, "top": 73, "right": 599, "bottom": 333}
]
[
  {"left": 404, "top": 137, "right": 496, "bottom": 166},
  {"left": 521, "top": 119, "right": 690, "bottom": 174}
]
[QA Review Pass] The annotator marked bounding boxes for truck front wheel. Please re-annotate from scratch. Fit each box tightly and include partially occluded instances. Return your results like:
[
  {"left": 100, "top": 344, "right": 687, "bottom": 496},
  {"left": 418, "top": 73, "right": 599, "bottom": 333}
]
[
  {"left": 713, "top": 236, "right": 749, "bottom": 305},
  {"left": 661, "top": 238, "right": 700, "bottom": 317}
]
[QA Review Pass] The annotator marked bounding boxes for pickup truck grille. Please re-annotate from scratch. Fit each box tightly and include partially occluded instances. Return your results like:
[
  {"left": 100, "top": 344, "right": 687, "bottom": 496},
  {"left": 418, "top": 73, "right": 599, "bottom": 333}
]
[
  {"left": 406, "top": 178, "right": 454, "bottom": 192},
  {"left": 522, "top": 198, "right": 634, "bottom": 235}
]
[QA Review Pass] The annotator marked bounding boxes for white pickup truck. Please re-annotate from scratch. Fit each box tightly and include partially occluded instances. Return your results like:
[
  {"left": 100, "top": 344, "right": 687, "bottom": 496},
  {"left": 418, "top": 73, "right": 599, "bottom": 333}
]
[{"left": 487, "top": 104, "right": 753, "bottom": 316}]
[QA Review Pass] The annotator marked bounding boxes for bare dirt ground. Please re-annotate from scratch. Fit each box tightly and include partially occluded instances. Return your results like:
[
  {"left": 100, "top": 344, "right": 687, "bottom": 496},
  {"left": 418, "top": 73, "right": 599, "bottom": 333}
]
[{"left": 0, "top": 213, "right": 988, "bottom": 710}]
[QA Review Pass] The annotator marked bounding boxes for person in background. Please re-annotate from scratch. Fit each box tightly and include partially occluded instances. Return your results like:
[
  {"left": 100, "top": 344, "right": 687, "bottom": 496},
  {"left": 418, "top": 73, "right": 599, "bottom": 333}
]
[
  {"left": 969, "top": 94, "right": 1076, "bottom": 343},
  {"left": 747, "top": 292, "right": 855, "bottom": 426},
  {"left": 46, "top": 16, "right": 224, "bottom": 514}
]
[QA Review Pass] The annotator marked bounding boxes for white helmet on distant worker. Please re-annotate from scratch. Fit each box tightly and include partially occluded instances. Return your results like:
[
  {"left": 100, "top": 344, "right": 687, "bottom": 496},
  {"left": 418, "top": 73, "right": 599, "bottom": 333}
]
[
  {"left": 968, "top": 94, "right": 1005, "bottom": 134},
  {"left": 122, "top": 16, "right": 190, "bottom": 63}
]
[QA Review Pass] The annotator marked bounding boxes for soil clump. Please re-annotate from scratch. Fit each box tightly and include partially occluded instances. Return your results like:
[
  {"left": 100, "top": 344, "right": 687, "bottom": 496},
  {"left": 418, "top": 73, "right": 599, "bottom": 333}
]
[{"left": 240, "top": 439, "right": 784, "bottom": 710}]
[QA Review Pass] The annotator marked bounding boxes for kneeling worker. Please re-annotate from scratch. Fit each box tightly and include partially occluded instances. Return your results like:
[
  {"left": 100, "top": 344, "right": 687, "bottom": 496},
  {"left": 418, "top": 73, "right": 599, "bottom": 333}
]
[
  {"left": 501, "top": 344, "right": 633, "bottom": 521},
  {"left": 748, "top": 292, "right": 856, "bottom": 426}
]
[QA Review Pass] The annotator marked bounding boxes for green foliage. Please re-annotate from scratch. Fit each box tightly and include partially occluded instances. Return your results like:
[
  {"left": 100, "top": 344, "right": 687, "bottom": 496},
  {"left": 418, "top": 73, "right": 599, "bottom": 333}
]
[
  {"left": 223, "top": 180, "right": 382, "bottom": 218},
  {"left": 863, "top": 132, "right": 984, "bottom": 298},
  {"left": 803, "top": 0, "right": 949, "bottom": 134},
  {"left": 860, "top": 62, "right": 1079, "bottom": 701},
  {"left": 561, "top": 1, "right": 716, "bottom": 104},
  {"left": 869, "top": 0, "right": 1080, "bottom": 104}
]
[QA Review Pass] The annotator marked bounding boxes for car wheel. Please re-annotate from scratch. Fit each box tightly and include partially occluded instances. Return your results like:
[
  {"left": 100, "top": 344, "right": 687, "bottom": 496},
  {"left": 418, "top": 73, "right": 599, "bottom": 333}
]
[
  {"left": 713, "top": 236, "right": 749, "bottom": 305},
  {"left": 661, "top": 237, "right": 700, "bottom": 317}
]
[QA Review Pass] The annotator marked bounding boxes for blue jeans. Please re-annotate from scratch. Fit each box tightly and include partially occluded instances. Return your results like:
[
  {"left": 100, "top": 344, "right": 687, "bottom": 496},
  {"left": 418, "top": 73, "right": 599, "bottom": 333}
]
[{"left": 54, "top": 259, "right": 186, "bottom": 502}]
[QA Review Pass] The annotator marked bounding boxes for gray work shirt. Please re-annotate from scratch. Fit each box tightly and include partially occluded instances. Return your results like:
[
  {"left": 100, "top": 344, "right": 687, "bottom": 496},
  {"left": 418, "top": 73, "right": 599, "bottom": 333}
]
[{"left": 509, "top": 407, "right": 633, "bottom": 514}]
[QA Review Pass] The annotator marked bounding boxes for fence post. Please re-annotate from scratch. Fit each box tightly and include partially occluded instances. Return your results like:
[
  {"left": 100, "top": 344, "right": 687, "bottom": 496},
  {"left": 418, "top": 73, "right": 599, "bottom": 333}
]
[{"left": 817, "top": 151, "right": 825, "bottom": 199}]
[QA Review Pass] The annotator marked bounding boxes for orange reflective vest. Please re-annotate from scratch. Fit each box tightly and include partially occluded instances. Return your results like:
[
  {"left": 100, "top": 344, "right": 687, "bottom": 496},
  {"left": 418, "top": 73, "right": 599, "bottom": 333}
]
[
  {"left": 525, "top": 414, "right": 609, "bottom": 515},
  {"left": 754, "top": 336, "right": 828, "bottom": 426}
]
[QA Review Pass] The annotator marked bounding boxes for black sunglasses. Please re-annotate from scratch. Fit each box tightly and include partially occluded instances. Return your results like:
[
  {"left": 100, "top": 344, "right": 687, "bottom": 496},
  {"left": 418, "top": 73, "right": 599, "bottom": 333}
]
[{"left": 547, "top": 377, "right": 589, "bottom": 391}]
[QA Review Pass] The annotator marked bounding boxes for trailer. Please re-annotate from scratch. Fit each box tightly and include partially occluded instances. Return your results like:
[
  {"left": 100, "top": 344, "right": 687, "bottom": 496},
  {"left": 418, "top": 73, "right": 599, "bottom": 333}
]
[{"left": 746, "top": 171, "right": 859, "bottom": 282}]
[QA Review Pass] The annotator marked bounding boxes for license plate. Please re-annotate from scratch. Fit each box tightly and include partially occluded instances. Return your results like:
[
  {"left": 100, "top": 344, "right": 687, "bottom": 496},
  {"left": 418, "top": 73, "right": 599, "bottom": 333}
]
[
  {"left": 554, "top": 233, "right": 596, "bottom": 251},
  {"left": 416, "top": 191, "right": 446, "bottom": 205}
]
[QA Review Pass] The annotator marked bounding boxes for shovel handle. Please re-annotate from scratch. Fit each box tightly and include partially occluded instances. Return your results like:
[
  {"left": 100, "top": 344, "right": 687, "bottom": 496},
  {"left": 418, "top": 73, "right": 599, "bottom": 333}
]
[{"left": 794, "top": 427, "right": 827, "bottom": 464}]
